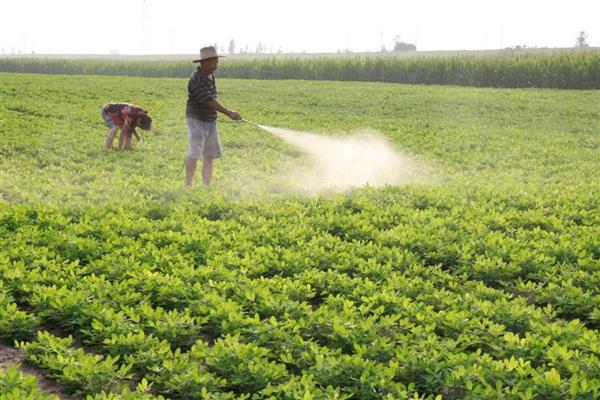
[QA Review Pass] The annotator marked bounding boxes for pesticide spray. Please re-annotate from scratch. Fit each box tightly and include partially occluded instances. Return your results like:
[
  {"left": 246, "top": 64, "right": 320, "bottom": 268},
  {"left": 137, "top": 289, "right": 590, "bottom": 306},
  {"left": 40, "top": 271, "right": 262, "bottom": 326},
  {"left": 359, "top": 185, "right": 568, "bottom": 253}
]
[{"left": 242, "top": 119, "right": 432, "bottom": 193}]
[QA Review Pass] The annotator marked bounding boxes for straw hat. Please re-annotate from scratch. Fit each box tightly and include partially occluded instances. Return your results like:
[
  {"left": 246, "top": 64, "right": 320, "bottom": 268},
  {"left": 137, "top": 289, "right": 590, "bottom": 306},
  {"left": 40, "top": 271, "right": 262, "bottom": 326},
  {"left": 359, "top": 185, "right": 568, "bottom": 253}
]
[{"left": 193, "top": 46, "right": 225, "bottom": 62}]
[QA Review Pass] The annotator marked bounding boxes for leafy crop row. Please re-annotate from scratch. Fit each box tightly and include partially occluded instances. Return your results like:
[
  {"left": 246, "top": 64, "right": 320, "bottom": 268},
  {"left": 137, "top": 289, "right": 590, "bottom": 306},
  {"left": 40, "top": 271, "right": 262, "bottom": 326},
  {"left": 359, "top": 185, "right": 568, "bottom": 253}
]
[
  {"left": 0, "top": 281, "right": 39, "bottom": 343},
  {"left": 0, "top": 365, "right": 59, "bottom": 400}
]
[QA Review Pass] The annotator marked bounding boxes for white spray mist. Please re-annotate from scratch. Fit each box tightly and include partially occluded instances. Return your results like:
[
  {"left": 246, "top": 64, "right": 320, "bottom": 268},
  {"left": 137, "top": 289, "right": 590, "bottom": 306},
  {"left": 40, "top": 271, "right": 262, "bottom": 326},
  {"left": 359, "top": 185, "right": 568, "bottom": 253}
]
[{"left": 258, "top": 125, "right": 432, "bottom": 194}]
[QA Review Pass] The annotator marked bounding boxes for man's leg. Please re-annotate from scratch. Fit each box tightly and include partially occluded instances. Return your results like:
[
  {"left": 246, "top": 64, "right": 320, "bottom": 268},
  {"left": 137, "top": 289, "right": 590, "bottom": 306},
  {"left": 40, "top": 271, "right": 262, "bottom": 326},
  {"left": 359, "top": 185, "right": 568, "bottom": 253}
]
[
  {"left": 105, "top": 126, "right": 118, "bottom": 149},
  {"left": 202, "top": 158, "right": 213, "bottom": 185},
  {"left": 201, "top": 122, "right": 220, "bottom": 186},
  {"left": 185, "top": 158, "right": 197, "bottom": 187}
]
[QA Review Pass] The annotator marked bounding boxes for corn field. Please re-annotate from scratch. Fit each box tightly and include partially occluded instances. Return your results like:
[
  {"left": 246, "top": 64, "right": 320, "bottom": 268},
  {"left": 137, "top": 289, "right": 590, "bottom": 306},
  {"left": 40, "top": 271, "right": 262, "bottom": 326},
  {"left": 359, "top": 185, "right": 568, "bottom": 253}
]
[{"left": 1, "top": 50, "right": 599, "bottom": 89}]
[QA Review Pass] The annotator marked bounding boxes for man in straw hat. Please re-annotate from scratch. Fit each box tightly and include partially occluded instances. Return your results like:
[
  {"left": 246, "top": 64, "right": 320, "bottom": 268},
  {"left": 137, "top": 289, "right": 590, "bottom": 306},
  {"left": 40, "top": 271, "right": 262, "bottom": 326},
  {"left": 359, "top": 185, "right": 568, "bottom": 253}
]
[{"left": 184, "top": 45, "right": 242, "bottom": 187}]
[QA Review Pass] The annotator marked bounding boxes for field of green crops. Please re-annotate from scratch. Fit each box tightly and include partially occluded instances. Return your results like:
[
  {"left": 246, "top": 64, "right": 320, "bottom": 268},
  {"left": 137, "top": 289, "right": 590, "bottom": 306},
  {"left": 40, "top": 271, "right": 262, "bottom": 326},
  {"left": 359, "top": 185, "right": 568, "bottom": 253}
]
[{"left": 1, "top": 72, "right": 599, "bottom": 399}]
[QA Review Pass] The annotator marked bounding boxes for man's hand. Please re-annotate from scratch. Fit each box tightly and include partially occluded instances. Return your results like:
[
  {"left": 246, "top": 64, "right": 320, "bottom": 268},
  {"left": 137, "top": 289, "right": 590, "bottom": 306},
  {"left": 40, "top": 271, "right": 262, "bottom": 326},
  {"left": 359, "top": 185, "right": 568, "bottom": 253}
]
[
  {"left": 208, "top": 100, "right": 242, "bottom": 121},
  {"left": 227, "top": 110, "right": 242, "bottom": 121}
]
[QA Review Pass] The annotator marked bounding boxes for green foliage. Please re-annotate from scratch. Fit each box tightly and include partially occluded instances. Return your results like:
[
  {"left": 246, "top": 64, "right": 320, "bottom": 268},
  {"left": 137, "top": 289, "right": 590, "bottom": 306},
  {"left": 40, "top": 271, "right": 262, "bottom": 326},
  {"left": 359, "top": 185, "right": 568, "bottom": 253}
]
[
  {"left": 0, "top": 365, "right": 60, "bottom": 400},
  {"left": 86, "top": 379, "right": 166, "bottom": 400},
  {"left": 202, "top": 335, "right": 289, "bottom": 392},
  {"left": 17, "top": 331, "right": 133, "bottom": 396},
  {"left": 1, "top": 73, "right": 599, "bottom": 399},
  {"left": 0, "top": 282, "right": 40, "bottom": 343}
]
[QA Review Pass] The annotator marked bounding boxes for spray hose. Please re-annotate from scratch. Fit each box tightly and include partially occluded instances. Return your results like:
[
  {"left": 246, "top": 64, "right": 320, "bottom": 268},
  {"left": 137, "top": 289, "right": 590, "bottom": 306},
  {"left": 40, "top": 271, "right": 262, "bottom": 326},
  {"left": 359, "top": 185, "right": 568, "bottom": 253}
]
[
  {"left": 241, "top": 118, "right": 261, "bottom": 127},
  {"left": 220, "top": 118, "right": 261, "bottom": 127}
]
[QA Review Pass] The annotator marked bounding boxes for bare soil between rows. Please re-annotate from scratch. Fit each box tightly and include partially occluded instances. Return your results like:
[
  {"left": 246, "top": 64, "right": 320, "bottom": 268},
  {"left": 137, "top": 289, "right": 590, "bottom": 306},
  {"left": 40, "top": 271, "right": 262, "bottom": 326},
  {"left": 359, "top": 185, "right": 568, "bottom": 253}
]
[{"left": 0, "top": 344, "right": 76, "bottom": 400}]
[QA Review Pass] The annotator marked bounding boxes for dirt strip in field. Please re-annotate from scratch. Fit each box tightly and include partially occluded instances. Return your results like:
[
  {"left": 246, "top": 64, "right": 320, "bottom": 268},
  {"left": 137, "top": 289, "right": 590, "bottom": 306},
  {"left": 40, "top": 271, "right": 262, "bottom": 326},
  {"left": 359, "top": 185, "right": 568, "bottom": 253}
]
[{"left": 0, "top": 344, "right": 76, "bottom": 400}]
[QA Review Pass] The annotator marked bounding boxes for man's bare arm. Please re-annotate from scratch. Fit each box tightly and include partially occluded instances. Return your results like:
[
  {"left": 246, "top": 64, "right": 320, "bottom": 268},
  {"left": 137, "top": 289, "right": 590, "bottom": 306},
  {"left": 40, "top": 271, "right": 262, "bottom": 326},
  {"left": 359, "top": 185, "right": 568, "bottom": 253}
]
[
  {"left": 131, "top": 127, "right": 143, "bottom": 141},
  {"left": 207, "top": 99, "right": 242, "bottom": 120}
]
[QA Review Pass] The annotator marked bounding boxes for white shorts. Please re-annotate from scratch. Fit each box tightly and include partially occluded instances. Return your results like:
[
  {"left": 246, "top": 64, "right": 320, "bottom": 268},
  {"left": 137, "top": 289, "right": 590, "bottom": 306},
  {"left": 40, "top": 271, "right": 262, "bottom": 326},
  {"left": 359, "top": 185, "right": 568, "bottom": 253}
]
[{"left": 186, "top": 117, "right": 222, "bottom": 160}]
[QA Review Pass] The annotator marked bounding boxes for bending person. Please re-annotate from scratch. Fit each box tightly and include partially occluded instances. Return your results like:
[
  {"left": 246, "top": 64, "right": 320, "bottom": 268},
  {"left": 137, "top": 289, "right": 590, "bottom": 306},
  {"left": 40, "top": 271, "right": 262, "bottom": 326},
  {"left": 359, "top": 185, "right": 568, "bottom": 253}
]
[{"left": 102, "top": 103, "right": 152, "bottom": 150}]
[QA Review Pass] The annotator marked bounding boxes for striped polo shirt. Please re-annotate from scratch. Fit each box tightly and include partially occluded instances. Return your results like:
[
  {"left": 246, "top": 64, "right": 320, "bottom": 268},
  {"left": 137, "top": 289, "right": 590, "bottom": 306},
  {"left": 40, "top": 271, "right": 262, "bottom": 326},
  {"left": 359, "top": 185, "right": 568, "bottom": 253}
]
[{"left": 186, "top": 69, "right": 217, "bottom": 122}]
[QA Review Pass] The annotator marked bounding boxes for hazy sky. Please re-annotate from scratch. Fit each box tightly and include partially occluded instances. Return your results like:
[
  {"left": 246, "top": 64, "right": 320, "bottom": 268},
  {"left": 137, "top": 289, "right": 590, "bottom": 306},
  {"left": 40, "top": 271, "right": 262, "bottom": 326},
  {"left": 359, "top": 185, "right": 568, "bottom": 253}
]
[{"left": 1, "top": 0, "right": 598, "bottom": 55}]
